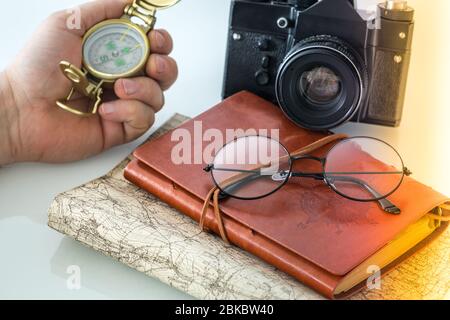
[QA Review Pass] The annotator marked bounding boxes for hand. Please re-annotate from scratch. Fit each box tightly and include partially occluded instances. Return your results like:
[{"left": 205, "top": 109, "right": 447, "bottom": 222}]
[{"left": 0, "top": 0, "right": 178, "bottom": 165}]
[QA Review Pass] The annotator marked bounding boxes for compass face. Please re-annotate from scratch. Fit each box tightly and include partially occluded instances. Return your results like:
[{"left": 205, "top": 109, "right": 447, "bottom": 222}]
[{"left": 83, "top": 21, "right": 149, "bottom": 79}]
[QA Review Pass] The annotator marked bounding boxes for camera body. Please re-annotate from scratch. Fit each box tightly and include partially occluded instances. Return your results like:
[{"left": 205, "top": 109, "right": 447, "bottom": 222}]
[{"left": 223, "top": 0, "right": 414, "bottom": 130}]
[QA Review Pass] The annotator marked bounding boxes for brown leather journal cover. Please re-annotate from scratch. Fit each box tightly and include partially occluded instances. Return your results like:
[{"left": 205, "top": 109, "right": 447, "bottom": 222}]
[{"left": 124, "top": 91, "right": 449, "bottom": 298}]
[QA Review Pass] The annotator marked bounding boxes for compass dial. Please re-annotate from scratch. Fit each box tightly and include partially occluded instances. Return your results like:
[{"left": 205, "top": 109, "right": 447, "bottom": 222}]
[{"left": 83, "top": 21, "right": 149, "bottom": 79}]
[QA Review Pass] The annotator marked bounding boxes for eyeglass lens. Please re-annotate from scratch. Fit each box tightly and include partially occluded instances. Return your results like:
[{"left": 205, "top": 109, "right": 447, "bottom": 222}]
[
  {"left": 324, "top": 137, "right": 404, "bottom": 201},
  {"left": 211, "top": 136, "right": 291, "bottom": 199}
]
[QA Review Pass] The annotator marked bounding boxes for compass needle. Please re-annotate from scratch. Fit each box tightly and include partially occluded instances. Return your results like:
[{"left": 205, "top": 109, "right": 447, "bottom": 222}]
[{"left": 119, "top": 26, "right": 132, "bottom": 42}]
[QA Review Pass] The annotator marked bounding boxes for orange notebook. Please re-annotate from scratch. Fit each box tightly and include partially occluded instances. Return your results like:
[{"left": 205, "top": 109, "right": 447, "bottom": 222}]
[{"left": 125, "top": 92, "right": 449, "bottom": 298}]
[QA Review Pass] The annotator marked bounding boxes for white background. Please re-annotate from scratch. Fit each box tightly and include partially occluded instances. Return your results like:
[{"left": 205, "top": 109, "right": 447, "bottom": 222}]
[{"left": 0, "top": 0, "right": 449, "bottom": 299}]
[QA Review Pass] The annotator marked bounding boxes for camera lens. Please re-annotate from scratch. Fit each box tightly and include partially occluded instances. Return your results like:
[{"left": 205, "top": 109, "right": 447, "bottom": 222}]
[
  {"left": 298, "top": 67, "right": 342, "bottom": 105},
  {"left": 276, "top": 36, "right": 368, "bottom": 130}
]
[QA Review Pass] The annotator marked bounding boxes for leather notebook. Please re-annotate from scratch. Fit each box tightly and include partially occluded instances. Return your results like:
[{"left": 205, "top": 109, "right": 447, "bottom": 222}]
[{"left": 124, "top": 91, "right": 449, "bottom": 299}]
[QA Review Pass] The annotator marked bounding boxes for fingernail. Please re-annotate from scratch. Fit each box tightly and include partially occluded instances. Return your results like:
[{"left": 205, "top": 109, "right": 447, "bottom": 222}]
[
  {"left": 155, "top": 55, "right": 166, "bottom": 73},
  {"left": 154, "top": 30, "right": 165, "bottom": 49},
  {"left": 122, "top": 79, "right": 138, "bottom": 96},
  {"left": 101, "top": 102, "right": 116, "bottom": 115}
]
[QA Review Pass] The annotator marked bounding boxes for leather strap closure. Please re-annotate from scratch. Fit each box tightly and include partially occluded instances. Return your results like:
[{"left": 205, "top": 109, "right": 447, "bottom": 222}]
[
  {"left": 200, "top": 133, "right": 349, "bottom": 243},
  {"left": 200, "top": 187, "right": 231, "bottom": 244}
]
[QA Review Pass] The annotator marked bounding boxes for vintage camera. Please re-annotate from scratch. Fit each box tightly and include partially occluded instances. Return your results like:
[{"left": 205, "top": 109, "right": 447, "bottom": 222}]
[{"left": 223, "top": 0, "right": 415, "bottom": 130}]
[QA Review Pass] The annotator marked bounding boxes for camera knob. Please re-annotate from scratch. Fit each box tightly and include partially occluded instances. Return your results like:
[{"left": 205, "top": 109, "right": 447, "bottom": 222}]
[
  {"left": 255, "top": 70, "right": 270, "bottom": 86},
  {"left": 277, "top": 17, "right": 290, "bottom": 29},
  {"left": 385, "top": 0, "right": 408, "bottom": 10}
]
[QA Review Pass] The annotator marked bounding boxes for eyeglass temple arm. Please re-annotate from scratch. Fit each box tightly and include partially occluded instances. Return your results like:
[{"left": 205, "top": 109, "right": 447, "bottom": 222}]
[
  {"left": 219, "top": 174, "right": 269, "bottom": 200},
  {"left": 290, "top": 155, "right": 407, "bottom": 214},
  {"left": 205, "top": 166, "right": 399, "bottom": 212},
  {"left": 290, "top": 171, "right": 400, "bottom": 214},
  {"left": 326, "top": 175, "right": 401, "bottom": 214},
  {"left": 209, "top": 170, "right": 400, "bottom": 214},
  {"left": 203, "top": 166, "right": 267, "bottom": 199},
  {"left": 206, "top": 164, "right": 404, "bottom": 214}
]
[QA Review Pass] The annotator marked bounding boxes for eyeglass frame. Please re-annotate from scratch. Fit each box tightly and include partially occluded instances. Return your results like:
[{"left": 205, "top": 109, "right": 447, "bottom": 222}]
[{"left": 204, "top": 135, "right": 412, "bottom": 215}]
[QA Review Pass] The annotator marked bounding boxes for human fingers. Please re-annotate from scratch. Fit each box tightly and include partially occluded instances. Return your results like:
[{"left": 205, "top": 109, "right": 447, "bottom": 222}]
[
  {"left": 114, "top": 77, "right": 165, "bottom": 113},
  {"left": 99, "top": 99, "right": 156, "bottom": 143},
  {"left": 146, "top": 54, "right": 178, "bottom": 91},
  {"left": 149, "top": 29, "right": 174, "bottom": 55}
]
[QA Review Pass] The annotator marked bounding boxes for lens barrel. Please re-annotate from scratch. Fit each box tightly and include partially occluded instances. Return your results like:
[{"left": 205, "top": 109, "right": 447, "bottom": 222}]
[{"left": 276, "top": 36, "right": 368, "bottom": 130}]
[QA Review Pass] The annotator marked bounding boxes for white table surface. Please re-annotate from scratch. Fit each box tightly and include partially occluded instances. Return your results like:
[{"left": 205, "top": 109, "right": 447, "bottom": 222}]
[{"left": 0, "top": 0, "right": 449, "bottom": 300}]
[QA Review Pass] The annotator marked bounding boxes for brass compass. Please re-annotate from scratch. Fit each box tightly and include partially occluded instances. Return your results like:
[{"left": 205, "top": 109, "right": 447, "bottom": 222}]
[{"left": 57, "top": 0, "right": 180, "bottom": 116}]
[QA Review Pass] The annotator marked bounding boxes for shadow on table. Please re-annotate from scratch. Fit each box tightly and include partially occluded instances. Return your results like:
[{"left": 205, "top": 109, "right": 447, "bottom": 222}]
[{"left": 50, "top": 237, "right": 193, "bottom": 300}]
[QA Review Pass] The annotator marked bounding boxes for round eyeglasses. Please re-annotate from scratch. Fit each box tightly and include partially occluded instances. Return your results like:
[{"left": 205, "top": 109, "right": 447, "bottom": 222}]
[{"left": 204, "top": 136, "right": 412, "bottom": 215}]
